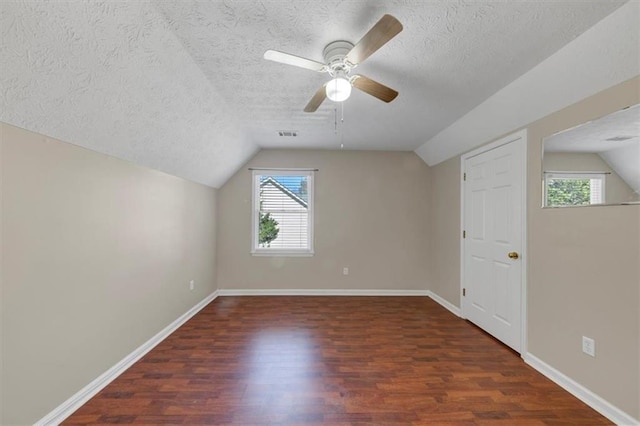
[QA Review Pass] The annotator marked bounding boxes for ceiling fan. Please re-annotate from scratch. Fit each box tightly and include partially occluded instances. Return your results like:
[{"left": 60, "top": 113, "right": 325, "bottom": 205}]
[{"left": 263, "top": 14, "right": 403, "bottom": 112}]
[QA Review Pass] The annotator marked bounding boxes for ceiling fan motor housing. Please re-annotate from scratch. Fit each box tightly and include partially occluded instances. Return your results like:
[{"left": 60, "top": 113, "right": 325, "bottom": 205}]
[{"left": 323, "top": 40, "right": 355, "bottom": 75}]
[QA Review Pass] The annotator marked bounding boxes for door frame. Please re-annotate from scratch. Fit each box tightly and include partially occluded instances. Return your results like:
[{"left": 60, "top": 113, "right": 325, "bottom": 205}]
[{"left": 459, "top": 129, "right": 528, "bottom": 356}]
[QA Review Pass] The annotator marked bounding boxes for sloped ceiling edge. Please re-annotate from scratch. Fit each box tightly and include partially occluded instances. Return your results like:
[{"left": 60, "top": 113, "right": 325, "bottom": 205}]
[{"left": 415, "top": 1, "right": 640, "bottom": 167}]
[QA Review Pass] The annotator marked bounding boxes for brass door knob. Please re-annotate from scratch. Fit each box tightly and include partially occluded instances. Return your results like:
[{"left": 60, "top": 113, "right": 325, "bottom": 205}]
[{"left": 508, "top": 252, "right": 519, "bottom": 259}]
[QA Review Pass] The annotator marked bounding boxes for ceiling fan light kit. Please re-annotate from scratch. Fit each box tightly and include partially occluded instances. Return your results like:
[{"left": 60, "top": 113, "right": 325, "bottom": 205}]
[
  {"left": 263, "top": 14, "right": 403, "bottom": 112},
  {"left": 326, "top": 75, "right": 352, "bottom": 102}
]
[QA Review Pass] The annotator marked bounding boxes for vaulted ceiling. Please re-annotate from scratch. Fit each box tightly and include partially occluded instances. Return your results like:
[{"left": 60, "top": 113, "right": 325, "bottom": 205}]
[{"left": 0, "top": 0, "right": 628, "bottom": 187}]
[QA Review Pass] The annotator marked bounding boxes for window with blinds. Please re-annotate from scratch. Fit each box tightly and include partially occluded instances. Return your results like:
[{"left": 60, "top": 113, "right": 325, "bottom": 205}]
[
  {"left": 251, "top": 170, "right": 314, "bottom": 255},
  {"left": 544, "top": 172, "right": 606, "bottom": 207}
]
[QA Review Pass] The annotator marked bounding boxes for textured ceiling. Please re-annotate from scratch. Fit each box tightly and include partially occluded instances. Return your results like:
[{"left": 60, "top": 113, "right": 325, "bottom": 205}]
[
  {"left": 0, "top": 0, "right": 257, "bottom": 187},
  {"left": 0, "top": 0, "right": 628, "bottom": 187}
]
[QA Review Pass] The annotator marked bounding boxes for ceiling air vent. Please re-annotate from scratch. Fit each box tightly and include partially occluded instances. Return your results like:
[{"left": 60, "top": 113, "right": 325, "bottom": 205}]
[
  {"left": 278, "top": 130, "right": 298, "bottom": 137},
  {"left": 605, "top": 136, "right": 633, "bottom": 142}
]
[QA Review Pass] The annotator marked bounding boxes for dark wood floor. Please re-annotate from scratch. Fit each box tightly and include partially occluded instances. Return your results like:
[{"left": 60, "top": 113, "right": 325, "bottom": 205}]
[{"left": 65, "top": 296, "right": 610, "bottom": 425}]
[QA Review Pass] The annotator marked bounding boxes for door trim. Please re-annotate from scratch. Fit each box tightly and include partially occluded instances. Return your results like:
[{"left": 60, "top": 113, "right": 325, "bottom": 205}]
[{"left": 460, "top": 129, "right": 528, "bottom": 356}]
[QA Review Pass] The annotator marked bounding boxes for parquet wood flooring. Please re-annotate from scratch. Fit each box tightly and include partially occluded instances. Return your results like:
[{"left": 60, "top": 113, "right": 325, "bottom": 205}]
[{"left": 65, "top": 296, "right": 611, "bottom": 425}]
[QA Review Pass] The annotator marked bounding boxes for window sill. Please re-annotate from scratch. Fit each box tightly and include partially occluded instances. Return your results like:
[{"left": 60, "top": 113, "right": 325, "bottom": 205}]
[{"left": 251, "top": 250, "right": 314, "bottom": 257}]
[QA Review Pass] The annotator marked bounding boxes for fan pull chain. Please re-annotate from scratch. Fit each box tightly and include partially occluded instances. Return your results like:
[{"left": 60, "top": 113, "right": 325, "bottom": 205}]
[{"left": 340, "top": 102, "right": 344, "bottom": 149}]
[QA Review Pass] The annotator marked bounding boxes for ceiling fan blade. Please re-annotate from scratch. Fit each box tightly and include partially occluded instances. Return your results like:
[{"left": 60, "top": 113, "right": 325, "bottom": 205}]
[
  {"left": 345, "top": 14, "right": 403, "bottom": 66},
  {"left": 351, "top": 75, "right": 398, "bottom": 103},
  {"left": 304, "top": 85, "right": 327, "bottom": 112},
  {"left": 264, "top": 50, "right": 326, "bottom": 72}
]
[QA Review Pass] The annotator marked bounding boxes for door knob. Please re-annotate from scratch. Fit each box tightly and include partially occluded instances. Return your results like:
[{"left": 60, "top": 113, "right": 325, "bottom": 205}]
[{"left": 508, "top": 252, "right": 519, "bottom": 259}]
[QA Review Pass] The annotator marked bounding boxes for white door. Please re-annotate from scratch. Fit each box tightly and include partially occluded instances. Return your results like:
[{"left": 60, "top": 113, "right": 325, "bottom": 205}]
[{"left": 462, "top": 132, "right": 525, "bottom": 352}]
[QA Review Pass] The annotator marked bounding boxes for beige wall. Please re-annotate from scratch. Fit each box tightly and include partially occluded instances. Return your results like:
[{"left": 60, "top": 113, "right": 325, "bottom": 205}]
[
  {"left": 527, "top": 77, "right": 639, "bottom": 419},
  {"left": 429, "top": 76, "right": 640, "bottom": 419},
  {"left": 0, "top": 123, "right": 218, "bottom": 425},
  {"left": 217, "top": 149, "right": 432, "bottom": 291},
  {"left": 429, "top": 157, "right": 460, "bottom": 306}
]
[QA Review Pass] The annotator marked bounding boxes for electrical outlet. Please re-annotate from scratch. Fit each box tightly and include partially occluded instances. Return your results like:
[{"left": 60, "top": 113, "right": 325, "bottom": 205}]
[
  {"left": 582, "top": 336, "right": 595, "bottom": 357},
  {"left": 342, "top": 267, "right": 349, "bottom": 276},
  {"left": 189, "top": 280, "right": 195, "bottom": 291}
]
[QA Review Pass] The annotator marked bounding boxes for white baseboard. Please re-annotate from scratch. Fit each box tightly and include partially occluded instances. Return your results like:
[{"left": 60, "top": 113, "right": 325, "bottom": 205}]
[
  {"left": 524, "top": 353, "right": 639, "bottom": 425},
  {"left": 426, "top": 290, "right": 462, "bottom": 317},
  {"left": 36, "top": 290, "right": 219, "bottom": 426},
  {"left": 217, "top": 288, "right": 430, "bottom": 296}
]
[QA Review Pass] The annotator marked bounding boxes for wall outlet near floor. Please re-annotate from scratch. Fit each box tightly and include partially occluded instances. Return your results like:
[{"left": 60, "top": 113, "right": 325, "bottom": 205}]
[
  {"left": 582, "top": 336, "right": 595, "bottom": 357},
  {"left": 342, "top": 267, "right": 349, "bottom": 276},
  {"left": 189, "top": 280, "right": 195, "bottom": 291}
]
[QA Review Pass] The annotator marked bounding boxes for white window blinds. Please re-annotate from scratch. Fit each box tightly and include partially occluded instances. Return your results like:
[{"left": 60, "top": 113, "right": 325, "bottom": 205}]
[{"left": 252, "top": 170, "right": 314, "bottom": 255}]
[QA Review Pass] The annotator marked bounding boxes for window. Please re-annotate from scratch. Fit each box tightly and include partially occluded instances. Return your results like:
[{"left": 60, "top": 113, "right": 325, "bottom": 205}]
[
  {"left": 251, "top": 169, "right": 314, "bottom": 256},
  {"left": 544, "top": 172, "right": 606, "bottom": 207}
]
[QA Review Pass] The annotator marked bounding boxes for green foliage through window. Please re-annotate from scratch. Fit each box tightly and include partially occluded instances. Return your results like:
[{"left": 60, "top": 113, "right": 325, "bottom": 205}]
[
  {"left": 297, "top": 179, "right": 308, "bottom": 202},
  {"left": 259, "top": 212, "right": 279, "bottom": 246},
  {"left": 546, "top": 178, "right": 591, "bottom": 207}
]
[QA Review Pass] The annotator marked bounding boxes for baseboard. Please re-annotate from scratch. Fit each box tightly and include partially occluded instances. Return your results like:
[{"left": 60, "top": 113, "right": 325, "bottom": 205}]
[
  {"left": 217, "top": 288, "right": 430, "bottom": 296},
  {"left": 36, "top": 290, "right": 219, "bottom": 426},
  {"left": 426, "top": 290, "right": 462, "bottom": 317},
  {"left": 524, "top": 353, "right": 639, "bottom": 425}
]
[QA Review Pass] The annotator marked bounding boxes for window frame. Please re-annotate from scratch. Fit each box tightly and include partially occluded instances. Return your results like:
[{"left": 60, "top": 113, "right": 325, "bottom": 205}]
[
  {"left": 251, "top": 169, "right": 315, "bottom": 257},
  {"left": 543, "top": 172, "right": 606, "bottom": 207}
]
